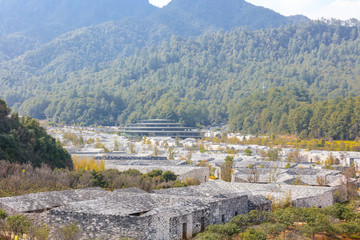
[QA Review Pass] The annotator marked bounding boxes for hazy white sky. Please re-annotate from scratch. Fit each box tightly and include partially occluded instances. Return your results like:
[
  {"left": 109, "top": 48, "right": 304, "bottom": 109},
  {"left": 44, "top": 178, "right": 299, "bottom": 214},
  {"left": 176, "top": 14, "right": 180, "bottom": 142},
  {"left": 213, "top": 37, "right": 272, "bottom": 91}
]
[{"left": 148, "top": 0, "right": 360, "bottom": 20}]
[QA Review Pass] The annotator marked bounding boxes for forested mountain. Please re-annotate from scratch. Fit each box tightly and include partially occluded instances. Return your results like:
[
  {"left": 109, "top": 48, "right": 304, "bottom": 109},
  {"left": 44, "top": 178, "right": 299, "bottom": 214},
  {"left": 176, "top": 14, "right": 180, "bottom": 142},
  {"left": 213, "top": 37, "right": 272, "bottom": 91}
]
[
  {"left": 229, "top": 86, "right": 360, "bottom": 140},
  {"left": 0, "top": 0, "right": 157, "bottom": 61},
  {"left": 1, "top": 20, "right": 360, "bottom": 135},
  {"left": 1, "top": 1, "right": 359, "bottom": 140},
  {"left": 0, "top": 0, "right": 155, "bottom": 37},
  {"left": 0, "top": 0, "right": 305, "bottom": 62},
  {"left": 0, "top": 98, "right": 72, "bottom": 168},
  {"left": 159, "top": 0, "right": 305, "bottom": 31}
]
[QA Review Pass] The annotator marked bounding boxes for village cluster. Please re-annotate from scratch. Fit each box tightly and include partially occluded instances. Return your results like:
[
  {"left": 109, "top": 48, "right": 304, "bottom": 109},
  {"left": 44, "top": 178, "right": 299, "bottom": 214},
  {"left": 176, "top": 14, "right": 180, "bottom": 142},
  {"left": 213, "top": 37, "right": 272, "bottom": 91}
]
[{"left": 0, "top": 124, "right": 358, "bottom": 239}]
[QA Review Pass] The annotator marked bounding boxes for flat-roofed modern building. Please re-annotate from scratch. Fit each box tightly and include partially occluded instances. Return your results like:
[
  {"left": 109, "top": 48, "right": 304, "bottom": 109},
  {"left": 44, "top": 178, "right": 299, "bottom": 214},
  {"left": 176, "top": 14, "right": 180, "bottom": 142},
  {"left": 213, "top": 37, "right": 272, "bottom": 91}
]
[{"left": 119, "top": 119, "right": 203, "bottom": 139}]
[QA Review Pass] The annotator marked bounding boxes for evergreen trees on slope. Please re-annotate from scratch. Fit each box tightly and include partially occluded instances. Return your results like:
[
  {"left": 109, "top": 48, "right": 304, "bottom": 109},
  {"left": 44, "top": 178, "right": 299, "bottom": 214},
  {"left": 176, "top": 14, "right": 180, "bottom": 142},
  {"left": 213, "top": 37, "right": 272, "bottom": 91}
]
[{"left": 0, "top": 98, "right": 72, "bottom": 169}]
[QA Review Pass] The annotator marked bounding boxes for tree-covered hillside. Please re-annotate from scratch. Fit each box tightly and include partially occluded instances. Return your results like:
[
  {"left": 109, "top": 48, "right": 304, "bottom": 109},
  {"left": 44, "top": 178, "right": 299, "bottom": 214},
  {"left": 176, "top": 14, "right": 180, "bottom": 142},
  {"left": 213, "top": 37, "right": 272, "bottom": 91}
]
[
  {"left": 0, "top": 0, "right": 157, "bottom": 61},
  {"left": 0, "top": 98, "right": 72, "bottom": 168},
  {"left": 160, "top": 0, "right": 305, "bottom": 31},
  {"left": 0, "top": 0, "right": 305, "bottom": 62},
  {"left": 1, "top": 20, "right": 359, "bottom": 132},
  {"left": 229, "top": 86, "right": 360, "bottom": 140}
]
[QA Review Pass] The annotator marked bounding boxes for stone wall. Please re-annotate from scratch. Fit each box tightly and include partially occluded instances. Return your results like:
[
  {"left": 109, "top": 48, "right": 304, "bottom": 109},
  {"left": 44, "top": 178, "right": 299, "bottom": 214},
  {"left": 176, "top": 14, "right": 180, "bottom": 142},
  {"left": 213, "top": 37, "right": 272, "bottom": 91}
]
[
  {"left": 106, "top": 165, "right": 210, "bottom": 183},
  {"left": 0, "top": 203, "right": 49, "bottom": 225},
  {"left": 48, "top": 194, "right": 248, "bottom": 240},
  {"left": 167, "top": 209, "right": 209, "bottom": 240},
  {"left": 293, "top": 191, "right": 334, "bottom": 208},
  {"left": 49, "top": 210, "right": 152, "bottom": 240},
  {"left": 192, "top": 195, "right": 249, "bottom": 226},
  {"left": 248, "top": 195, "right": 272, "bottom": 212},
  {"left": 177, "top": 167, "right": 209, "bottom": 183}
]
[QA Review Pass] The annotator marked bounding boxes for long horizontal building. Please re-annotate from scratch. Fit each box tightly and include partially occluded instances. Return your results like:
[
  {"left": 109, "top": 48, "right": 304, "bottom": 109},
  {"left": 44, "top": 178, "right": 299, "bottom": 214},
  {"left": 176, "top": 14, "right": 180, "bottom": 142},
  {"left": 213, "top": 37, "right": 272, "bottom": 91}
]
[{"left": 119, "top": 119, "right": 203, "bottom": 139}]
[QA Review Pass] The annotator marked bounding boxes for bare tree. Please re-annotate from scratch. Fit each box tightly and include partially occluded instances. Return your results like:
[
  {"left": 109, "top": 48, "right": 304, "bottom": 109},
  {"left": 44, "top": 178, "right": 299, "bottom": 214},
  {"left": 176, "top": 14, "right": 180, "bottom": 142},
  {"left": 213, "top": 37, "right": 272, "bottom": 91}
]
[
  {"left": 267, "top": 165, "right": 280, "bottom": 183},
  {"left": 247, "top": 166, "right": 259, "bottom": 183}
]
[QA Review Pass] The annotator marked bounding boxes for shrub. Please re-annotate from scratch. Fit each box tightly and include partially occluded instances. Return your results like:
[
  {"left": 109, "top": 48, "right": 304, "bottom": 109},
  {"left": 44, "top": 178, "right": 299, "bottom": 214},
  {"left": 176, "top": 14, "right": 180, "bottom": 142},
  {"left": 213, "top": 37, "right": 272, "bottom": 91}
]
[
  {"left": 238, "top": 228, "right": 267, "bottom": 240},
  {"left": 53, "top": 222, "right": 81, "bottom": 240},
  {"left": 161, "top": 171, "right": 177, "bottom": 182},
  {"left": 0, "top": 209, "right": 8, "bottom": 219},
  {"left": 6, "top": 215, "right": 32, "bottom": 235}
]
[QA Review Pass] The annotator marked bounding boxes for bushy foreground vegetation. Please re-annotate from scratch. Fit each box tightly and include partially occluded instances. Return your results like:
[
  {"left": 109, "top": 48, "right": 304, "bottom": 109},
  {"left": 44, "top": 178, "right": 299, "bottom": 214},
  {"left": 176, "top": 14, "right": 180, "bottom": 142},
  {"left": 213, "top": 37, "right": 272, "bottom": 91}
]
[
  {"left": 196, "top": 202, "right": 360, "bottom": 240},
  {"left": 0, "top": 211, "right": 81, "bottom": 240},
  {"left": 0, "top": 160, "right": 197, "bottom": 239},
  {"left": 0, "top": 160, "right": 195, "bottom": 197},
  {"left": 0, "top": 98, "right": 72, "bottom": 169}
]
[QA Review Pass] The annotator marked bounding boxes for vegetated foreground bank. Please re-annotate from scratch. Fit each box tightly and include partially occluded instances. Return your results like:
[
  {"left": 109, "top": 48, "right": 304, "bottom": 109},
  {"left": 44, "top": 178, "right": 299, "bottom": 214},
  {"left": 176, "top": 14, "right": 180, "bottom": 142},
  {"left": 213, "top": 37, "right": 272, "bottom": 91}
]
[
  {"left": 0, "top": 159, "right": 199, "bottom": 239},
  {"left": 0, "top": 160, "right": 195, "bottom": 198},
  {"left": 0, "top": 98, "right": 72, "bottom": 169},
  {"left": 195, "top": 201, "right": 360, "bottom": 240}
]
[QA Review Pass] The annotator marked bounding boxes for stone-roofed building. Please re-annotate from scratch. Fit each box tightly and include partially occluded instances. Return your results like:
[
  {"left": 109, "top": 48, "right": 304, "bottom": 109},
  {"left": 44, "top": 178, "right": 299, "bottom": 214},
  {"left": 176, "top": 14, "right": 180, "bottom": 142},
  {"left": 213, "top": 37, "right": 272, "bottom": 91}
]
[
  {"left": 211, "top": 182, "right": 334, "bottom": 208},
  {"left": 49, "top": 189, "right": 249, "bottom": 240},
  {"left": 0, "top": 180, "right": 338, "bottom": 240},
  {"left": 104, "top": 159, "right": 186, "bottom": 166},
  {"left": 105, "top": 164, "right": 209, "bottom": 183},
  {"left": 233, "top": 168, "right": 287, "bottom": 183},
  {"left": 95, "top": 154, "right": 168, "bottom": 161},
  {"left": 0, "top": 188, "right": 109, "bottom": 222},
  {"left": 153, "top": 183, "right": 272, "bottom": 213},
  {"left": 154, "top": 182, "right": 334, "bottom": 209},
  {"left": 232, "top": 161, "right": 349, "bottom": 188}
]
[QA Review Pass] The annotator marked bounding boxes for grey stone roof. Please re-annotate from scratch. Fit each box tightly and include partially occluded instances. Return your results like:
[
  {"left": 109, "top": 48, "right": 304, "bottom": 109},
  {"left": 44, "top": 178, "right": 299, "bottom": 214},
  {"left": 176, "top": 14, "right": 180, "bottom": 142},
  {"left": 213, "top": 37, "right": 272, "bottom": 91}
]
[
  {"left": 53, "top": 192, "right": 156, "bottom": 216},
  {"left": 206, "top": 182, "right": 333, "bottom": 201},
  {"left": 154, "top": 182, "right": 333, "bottom": 203},
  {"left": 105, "top": 159, "right": 186, "bottom": 166},
  {"left": 233, "top": 167, "right": 287, "bottom": 183},
  {"left": 287, "top": 168, "right": 341, "bottom": 176},
  {"left": 248, "top": 195, "right": 272, "bottom": 206},
  {"left": 52, "top": 191, "right": 223, "bottom": 217},
  {"left": 113, "top": 188, "right": 149, "bottom": 194},
  {"left": 152, "top": 183, "right": 249, "bottom": 199},
  {"left": 105, "top": 165, "right": 208, "bottom": 176},
  {"left": 0, "top": 188, "right": 109, "bottom": 213},
  {"left": 234, "top": 161, "right": 297, "bottom": 169}
]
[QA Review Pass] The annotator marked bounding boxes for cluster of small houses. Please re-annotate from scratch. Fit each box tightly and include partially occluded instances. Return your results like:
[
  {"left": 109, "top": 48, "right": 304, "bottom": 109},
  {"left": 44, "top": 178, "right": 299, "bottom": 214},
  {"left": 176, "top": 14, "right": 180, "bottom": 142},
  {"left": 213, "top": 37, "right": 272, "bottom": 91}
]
[
  {"left": 18, "top": 128, "right": 356, "bottom": 239},
  {"left": 0, "top": 150, "right": 358, "bottom": 239},
  {"left": 0, "top": 182, "right": 335, "bottom": 240}
]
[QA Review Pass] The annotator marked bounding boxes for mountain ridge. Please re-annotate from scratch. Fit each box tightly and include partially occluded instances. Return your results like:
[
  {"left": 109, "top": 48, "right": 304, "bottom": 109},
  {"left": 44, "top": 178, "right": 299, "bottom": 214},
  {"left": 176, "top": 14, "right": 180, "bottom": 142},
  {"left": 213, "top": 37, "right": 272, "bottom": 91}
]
[
  {"left": 0, "top": 0, "right": 308, "bottom": 62},
  {"left": 1, "top": 20, "right": 359, "bottom": 129}
]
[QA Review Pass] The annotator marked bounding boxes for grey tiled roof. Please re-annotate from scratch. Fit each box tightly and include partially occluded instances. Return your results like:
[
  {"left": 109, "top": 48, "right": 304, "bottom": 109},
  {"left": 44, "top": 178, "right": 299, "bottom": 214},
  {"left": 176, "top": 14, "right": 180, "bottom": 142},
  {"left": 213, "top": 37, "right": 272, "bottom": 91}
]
[{"left": 0, "top": 188, "right": 109, "bottom": 213}]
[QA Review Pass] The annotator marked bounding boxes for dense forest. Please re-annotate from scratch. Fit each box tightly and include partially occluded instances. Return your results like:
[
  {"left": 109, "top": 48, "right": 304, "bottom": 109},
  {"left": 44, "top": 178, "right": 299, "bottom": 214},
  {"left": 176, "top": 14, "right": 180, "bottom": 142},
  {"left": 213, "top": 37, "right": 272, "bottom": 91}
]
[
  {"left": 0, "top": 98, "right": 72, "bottom": 168},
  {"left": 0, "top": 1, "right": 360, "bottom": 140},
  {"left": 0, "top": 0, "right": 299, "bottom": 62},
  {"left": 1, "top": 20, "right": 359, "bottom": 132},
  {"left": 229, "top": 86, "right": 360, "bottom": 140}
]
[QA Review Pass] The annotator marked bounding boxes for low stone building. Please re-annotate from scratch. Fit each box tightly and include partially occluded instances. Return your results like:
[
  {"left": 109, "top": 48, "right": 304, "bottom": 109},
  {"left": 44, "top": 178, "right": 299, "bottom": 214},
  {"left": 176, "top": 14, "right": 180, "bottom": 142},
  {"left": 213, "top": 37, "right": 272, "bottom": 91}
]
[
  {"left": 233, "top": 165, "right": 348, "bottom": 188},
  {"left": 49, "top": 188, "right": 248, "bottom": 240},
  {"left": 0, "top": 188, "right": 110, "bottom": 222},
  {"left": 156, "top": 182, "right": 335, "bottom": 209},
  {"left": 0, "top": 181, "right": 337, "bottom": 240},
  {"left": 105, "top": 164, "right": 210, "bottom": 183},
  {"left": 203, "top": 182, "right": 335, "bottom": 208}
]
